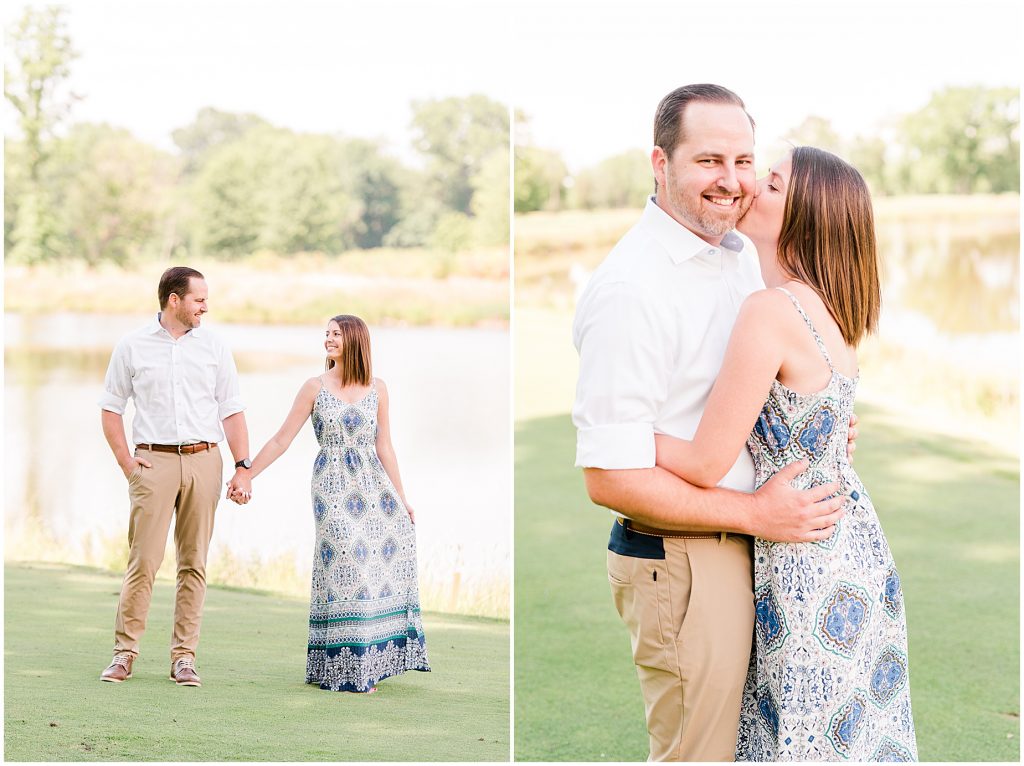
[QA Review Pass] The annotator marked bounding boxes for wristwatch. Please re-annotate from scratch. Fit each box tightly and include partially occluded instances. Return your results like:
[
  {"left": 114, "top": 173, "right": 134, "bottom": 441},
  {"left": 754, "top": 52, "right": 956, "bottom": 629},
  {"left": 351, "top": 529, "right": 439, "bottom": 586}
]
[{"left": 235, "top": 458, "right": 252, "bottom": 469}]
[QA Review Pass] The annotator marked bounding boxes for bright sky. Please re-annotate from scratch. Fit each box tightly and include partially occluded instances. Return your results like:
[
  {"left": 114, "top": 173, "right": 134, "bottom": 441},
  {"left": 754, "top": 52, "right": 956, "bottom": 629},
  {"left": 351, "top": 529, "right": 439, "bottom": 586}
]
[
  {"left": 3, "top": 0, "right": 1021, "bottom": 171},
  {"left": 2, "top": 0, "right": 513, "bottom": 163},
  {"left": 512, "top": 0, "right": 1022, "bottom": 170}
]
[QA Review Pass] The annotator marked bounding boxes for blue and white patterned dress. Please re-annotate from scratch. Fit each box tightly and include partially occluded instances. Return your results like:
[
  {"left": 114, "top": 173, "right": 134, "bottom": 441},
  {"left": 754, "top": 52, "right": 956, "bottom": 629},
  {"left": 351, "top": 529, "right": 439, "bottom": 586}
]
[
  {"left": 305, "top": 378, "right": 430, "bottom": 692},
  {"left": 735, "top": 289, "right": 917, "bottom": 761}
]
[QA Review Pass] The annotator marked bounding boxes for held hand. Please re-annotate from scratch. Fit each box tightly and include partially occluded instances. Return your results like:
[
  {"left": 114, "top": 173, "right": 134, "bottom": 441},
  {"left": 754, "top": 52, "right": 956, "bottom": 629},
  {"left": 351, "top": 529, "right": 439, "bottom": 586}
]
[
  {"left": 751, "top": 459, "right": 846, "bottom": 543},
  {"left": 404, "top": 502, "right": 416, "bottom": 524},
  {"left": 120, "top": 455, "right": 152, "bottom": 480},
  {"left": 225, "top": 470, "right": 253, "bottom": 505},
  {"left": 847, "top": 412, "right": 859, "bottom": 463}
]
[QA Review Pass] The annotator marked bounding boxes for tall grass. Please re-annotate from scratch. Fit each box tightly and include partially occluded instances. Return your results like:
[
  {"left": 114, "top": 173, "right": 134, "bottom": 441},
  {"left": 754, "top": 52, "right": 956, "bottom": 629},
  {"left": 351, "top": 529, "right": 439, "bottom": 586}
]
[{"left": 4, "top": 245, "right": 510, "bottom": 327}]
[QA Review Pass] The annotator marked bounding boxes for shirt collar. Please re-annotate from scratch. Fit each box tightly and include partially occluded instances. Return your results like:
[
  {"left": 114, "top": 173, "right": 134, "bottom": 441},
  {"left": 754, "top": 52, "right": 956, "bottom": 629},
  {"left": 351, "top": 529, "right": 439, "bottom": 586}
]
[
  {"left": 642, "top": 195, "right": 745, "bottom": 265},
  {"left": 151, "top": 312, "right": 200, "bottom": 338}
]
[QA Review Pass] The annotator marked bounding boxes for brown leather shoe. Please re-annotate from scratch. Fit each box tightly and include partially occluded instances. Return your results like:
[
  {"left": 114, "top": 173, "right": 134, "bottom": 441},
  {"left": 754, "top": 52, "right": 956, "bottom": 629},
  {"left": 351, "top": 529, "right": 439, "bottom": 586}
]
[
  {"left": 170, "top": 657, "right": 201, "bottom": 687},
  {"left": 100, "top": 653, "right": 134, "bottom": 682}
]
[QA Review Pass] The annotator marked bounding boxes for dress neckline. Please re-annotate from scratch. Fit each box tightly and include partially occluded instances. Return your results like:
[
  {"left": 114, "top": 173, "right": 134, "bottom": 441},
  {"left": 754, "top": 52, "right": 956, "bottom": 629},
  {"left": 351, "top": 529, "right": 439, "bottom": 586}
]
[{"left": 318, "top": 382, "right": 376, "bottom": 407}]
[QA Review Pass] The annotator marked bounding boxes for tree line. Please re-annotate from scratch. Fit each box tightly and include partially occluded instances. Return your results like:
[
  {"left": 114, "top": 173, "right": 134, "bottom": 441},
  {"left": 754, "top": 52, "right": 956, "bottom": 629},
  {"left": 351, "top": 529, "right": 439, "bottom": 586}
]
[
  {"left": 515, "top": 86, "right": 1020, "bottom": 212},
  {"left": 4, "top": 7, "right": 508, "bottom": 265}
]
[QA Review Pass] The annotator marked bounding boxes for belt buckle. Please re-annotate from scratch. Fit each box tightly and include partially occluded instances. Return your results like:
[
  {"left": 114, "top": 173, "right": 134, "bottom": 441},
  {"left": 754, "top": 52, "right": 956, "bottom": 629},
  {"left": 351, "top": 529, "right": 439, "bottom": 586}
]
[{"left": 177, "top": 444, "right": 185, "bottom": 455}]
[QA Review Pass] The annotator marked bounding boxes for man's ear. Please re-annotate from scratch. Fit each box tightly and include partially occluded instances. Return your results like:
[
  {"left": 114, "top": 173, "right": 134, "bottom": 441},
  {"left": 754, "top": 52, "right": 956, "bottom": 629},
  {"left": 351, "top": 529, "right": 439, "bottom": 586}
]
[{"left": 651, "top": 146, "right": 667, "bottom": 192}]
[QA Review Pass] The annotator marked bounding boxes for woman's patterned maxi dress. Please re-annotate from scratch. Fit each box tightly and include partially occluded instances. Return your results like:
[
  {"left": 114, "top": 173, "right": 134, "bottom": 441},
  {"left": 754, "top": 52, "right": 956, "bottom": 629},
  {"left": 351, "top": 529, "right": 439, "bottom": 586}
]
[
  {"left": 305, "top": 379, "right": 430, "bottom": 692},
  {"left": 735, "top": 290, "right": 917, "bottom": 761}
]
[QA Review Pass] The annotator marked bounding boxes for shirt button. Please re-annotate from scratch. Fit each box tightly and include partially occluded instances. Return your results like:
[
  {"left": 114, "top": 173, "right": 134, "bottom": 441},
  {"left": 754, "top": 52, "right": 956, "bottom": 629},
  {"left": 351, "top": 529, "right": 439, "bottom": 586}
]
[{"left": 708, "top": 248, "right": 718, "bottom": 256}]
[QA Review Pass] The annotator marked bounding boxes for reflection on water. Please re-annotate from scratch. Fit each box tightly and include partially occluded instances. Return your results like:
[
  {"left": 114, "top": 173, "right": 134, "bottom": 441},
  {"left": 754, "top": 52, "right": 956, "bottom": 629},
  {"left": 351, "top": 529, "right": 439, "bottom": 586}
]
[
  {"left": 5, "top": 314, "right": 510, "bottom": 617},
  {"left": 877, "top": 213, "right": 1019, "bottom": 335}
]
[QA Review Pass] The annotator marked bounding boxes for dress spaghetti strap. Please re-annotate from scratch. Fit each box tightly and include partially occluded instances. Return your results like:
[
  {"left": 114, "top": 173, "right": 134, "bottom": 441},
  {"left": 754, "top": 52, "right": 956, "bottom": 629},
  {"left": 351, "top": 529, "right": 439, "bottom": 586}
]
[{"left": 774, "top": 287, "right": 836, "bottom": 373}]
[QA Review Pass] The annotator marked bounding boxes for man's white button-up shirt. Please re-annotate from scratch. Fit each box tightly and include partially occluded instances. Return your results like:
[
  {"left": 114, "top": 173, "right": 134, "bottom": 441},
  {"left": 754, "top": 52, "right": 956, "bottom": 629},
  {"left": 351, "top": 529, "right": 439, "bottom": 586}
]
[
  {"left": 98, "top": 314, "right": 245, "bottom": 446},
  {"left": 572, "top": 196, "right": 765, "bottom": 493}
]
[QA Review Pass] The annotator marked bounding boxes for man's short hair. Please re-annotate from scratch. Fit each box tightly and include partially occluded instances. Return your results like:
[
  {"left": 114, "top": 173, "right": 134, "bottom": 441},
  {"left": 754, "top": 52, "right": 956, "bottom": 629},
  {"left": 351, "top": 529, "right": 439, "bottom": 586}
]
[
  {"left": 158, "top": 266, "right": 205, "bottom": 309},
  {"left": 653, "top": 83, "right": 755, "bottom": 159}
]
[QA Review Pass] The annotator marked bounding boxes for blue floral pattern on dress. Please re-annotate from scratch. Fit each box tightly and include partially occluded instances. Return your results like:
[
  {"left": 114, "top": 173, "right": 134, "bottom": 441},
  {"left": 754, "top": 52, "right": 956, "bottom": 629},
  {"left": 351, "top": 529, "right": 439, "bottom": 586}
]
[
  {"left": 816, "top": 582, "right": 872, "bottom": 658},
  {"left": 757, "top": 685, "right": 781, "bottom": 737},
  {"left": 872, "top": 737, "right": 915, "bottom": 761},
  {"left": 754, "top": 403, "right": 791, "bottom": 453},
  {"left": 882, "top": 569, "right": 903, "bottom": 619},
  {"left": 828, "top": 691, "right": 868, "bottom": 757},
  {"left": 735, "top": 289, "right": 917, "bottom": 761},
  {"left": 755, "top": 584, "right": 789, "bottom": 654},
  {"left": 869, "top": 645, "right": 909, "bottom": 707}
]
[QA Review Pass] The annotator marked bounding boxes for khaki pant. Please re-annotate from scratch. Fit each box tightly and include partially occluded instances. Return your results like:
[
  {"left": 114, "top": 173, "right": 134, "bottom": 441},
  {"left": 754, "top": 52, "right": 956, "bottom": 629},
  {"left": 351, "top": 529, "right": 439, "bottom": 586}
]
[
  {"left": 608, "top": 533, "right": 754, "bottom": 762},
  {"left": 113, "top": 446, "right": 223, "bottom": 662}
]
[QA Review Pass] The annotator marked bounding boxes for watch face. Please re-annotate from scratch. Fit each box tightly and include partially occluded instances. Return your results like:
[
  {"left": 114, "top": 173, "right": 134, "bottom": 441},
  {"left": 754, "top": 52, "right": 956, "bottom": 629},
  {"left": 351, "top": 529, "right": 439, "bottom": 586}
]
[{"left": 237, "top": 458, "right": 252, "bottom": 469}]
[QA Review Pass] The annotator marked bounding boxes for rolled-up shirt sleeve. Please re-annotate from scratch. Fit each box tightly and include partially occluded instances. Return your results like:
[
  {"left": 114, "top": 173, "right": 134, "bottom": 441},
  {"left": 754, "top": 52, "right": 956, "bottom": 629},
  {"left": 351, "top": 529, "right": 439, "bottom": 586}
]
[
  {"left": 214, "top": 339, "right": 245, "bottom": 420},
  {"left": 572, "top": 280, "right": 671, "bottom": 469},
  {"left": 98, "top": 339, "right": 132, "bottom": 414}
]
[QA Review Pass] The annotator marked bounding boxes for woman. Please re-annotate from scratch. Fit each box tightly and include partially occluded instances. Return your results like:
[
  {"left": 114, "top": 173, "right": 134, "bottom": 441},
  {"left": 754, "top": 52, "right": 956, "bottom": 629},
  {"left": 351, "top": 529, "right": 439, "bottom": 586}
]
[
  {"left": 242, "top": 314, "right": 430, "bottom": 693},
  {"left": 654, "top": 147, "right": 917, "bottom": 760}
]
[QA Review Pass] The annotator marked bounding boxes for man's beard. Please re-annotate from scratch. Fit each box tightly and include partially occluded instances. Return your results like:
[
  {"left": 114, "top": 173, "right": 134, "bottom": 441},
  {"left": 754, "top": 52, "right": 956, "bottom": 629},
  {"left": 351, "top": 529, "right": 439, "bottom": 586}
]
[
  {"left": 669, "top": 184, "right": 751, "bottom": 238},
  {"left": 175, "top": 305, "right": 200, "bottom": 328}
]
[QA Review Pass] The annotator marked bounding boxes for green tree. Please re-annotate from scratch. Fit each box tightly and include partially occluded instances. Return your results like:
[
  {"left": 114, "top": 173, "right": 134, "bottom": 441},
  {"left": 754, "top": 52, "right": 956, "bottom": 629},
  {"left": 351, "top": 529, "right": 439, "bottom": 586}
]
[
  {"left": 53, "top": 124, "right": 179, "bottom": 265},
  {"left": 785, "top": 115, "right": 843, "bottom": 155},
  {"left": 410, "top": 94, "right": 509, "bottom": 214},
  {"left": 847, "top": 133, "right": 893, "bottom": 196},
  {"left": 337, "top": 138, "right": 403, "bottom": 249},
  {"left": 171, "top": 107, "right": 268, "bottom": 175},
  {"left": 189, "top": 127, "right": 404, "bottom": 257},
  {"left": 514, "top": 145, "right": 567, "bottom": 213},
  {"left": 471, "top": 146, "right": 510, "bottom": 246},
  {"left": 899, "top": 86, "right": 1020, "bottom": 194},
  {"left": 571, "top": 149, "right": 650, "bottom": 209},
  {"left": 4, "top": 5, "right": 77, "bottom": 262}
]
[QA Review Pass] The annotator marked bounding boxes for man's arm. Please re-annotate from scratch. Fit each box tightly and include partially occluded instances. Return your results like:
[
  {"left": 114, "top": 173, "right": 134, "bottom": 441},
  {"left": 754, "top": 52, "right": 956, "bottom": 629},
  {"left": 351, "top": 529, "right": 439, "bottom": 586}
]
[
  {"left": 584, "top": 460, "right": 845, "bottom": 543},
  {"left": 98, "top": 339, "right": 152, "bottom": 479},
  {"left": 101, "top": 410, "right": 152, "bottom": 478}
]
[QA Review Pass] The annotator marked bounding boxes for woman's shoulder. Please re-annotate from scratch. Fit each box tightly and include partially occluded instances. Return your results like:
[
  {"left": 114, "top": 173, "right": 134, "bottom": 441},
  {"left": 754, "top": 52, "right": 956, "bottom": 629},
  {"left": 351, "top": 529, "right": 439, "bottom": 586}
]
[
  {"left": 298, "top": 376, "right": 323, "bottom": 399},
  {"left": 739, "top": 287, "right": 800, "bottom": 322}
]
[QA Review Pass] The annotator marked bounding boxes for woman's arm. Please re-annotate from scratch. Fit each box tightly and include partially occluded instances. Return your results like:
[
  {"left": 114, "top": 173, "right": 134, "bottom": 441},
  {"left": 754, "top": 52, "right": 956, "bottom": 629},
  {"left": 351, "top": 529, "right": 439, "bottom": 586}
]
[
  {"left": 248, "top": 377, "right": 320, "bottom": 481},
  {"left": 374, "top": 378, "right": 413, "bottom": 520},
  {"left": 655, "top": 289, "right": 790, "bottom": 488}
]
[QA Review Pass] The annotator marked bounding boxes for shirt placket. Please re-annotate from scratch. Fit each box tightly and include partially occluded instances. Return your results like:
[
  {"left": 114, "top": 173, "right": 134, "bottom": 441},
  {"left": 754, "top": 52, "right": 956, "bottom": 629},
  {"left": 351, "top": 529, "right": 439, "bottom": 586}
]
[{"left": 171, "top": 341, "right": 184, "bottom": 443}]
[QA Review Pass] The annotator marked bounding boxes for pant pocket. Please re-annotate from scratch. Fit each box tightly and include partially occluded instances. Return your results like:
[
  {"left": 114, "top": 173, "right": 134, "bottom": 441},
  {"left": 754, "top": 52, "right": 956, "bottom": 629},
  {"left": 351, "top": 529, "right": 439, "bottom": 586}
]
[
  {"left": 663, "top": 546, "right": 692, "bottom": 644},
  {"left": 608, "top": 551, "right": 671, "bottom": 671}
]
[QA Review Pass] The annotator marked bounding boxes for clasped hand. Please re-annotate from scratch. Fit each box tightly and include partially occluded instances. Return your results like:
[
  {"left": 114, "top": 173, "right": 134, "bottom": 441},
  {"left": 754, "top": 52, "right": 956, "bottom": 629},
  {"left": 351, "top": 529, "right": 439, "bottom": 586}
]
[{"left": 225, "top": 471, "right": 253, "bottom": 505}]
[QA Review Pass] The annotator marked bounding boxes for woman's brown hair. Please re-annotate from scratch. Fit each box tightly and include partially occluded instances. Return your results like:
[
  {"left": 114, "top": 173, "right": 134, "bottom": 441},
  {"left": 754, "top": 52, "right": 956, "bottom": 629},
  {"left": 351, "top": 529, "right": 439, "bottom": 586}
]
[
  {"left": 778, "top": 146, "right": 880, "bottom": 346},
  {"left": 325, "top": 314, "right": 372, "bottom": 385}
]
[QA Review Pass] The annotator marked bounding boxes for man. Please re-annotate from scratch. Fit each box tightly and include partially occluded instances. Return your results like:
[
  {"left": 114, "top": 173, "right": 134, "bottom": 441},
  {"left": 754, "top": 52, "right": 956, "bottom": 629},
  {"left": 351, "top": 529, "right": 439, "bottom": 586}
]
[
  {"left": 98, "top": 266, "right": 254, "bottom": 687},
  {"left": 572, "top": 85, "right": 852, "bottom": 760}
]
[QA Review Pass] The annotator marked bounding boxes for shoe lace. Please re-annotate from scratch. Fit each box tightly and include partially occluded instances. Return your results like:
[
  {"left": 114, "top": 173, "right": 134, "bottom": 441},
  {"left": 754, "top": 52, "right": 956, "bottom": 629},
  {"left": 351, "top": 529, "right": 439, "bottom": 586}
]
[
  {"left": 111, "top": 654, "right": 131, "bottom": 669},
  {"left": 175, "top": 657, "right": 196, "bottom": 671}
]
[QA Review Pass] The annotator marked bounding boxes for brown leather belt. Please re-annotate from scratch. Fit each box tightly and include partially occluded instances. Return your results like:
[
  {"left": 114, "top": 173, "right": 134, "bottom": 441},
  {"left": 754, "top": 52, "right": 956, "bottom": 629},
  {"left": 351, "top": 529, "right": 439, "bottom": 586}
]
[
  {"left": 136, "top": 442, "right": 217, "bottom": 455},
  {"left": 617, "top": 516, "right": 726, "bottom": 540}
]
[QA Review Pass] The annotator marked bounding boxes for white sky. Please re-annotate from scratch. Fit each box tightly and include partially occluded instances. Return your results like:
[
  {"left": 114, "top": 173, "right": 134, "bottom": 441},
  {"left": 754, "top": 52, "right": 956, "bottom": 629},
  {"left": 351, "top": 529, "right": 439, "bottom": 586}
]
[
  {"left": 3, "top": 0, "right": 1021, "bottom": 171},
  {"left": 2, "top": 0, "right": 513, "bottom": 163},
  {"left": 512, "top": 0, "right": 1022, "bottom": 170}
]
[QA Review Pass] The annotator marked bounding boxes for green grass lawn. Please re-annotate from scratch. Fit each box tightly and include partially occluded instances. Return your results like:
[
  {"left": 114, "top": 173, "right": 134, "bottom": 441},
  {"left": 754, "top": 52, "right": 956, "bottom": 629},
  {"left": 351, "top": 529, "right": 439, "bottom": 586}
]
[
  {"left": 514, "top": 407, "right": 1020, "bottom": 761},
  {"left": 4, "top": 563, "right": 509, "bottom": 761}
]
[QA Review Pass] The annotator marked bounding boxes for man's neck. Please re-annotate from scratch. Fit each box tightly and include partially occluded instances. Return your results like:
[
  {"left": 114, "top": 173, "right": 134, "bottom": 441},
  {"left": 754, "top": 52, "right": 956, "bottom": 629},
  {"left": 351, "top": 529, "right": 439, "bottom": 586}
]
[{"left": 158, "top": 311, "right": 190, "bottom": 340}]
